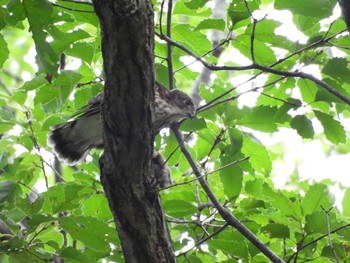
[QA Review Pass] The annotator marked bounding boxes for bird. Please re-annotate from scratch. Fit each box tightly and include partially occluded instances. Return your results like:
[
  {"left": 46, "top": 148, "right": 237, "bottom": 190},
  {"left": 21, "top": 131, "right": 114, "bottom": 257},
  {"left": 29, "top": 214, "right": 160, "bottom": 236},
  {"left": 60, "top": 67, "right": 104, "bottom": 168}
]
[{"left": 48, "top": 81, "right": 196, "bottom": 165}]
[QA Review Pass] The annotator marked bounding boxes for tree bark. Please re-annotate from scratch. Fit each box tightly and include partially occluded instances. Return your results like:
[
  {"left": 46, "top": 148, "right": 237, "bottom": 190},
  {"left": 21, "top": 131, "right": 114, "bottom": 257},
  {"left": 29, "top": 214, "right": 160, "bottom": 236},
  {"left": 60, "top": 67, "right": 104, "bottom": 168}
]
[{"left": 92, "top": 1, "right": 176, "bottom": 262}]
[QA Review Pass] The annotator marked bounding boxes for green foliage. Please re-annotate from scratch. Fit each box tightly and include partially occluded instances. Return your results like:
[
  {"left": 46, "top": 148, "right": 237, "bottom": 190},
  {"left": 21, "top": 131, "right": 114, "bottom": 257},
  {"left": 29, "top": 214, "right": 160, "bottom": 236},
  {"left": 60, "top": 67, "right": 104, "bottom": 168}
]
[{"left": 0, "top": 0, "right": 349, "bottom": 262}]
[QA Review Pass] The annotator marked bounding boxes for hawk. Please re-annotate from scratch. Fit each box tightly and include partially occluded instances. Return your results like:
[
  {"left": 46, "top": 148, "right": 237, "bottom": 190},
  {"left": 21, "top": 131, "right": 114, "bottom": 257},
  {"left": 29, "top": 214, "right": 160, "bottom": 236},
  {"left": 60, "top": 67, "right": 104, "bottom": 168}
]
[{"left": 48, "top": 82, "right": 196, "bottom": 165}]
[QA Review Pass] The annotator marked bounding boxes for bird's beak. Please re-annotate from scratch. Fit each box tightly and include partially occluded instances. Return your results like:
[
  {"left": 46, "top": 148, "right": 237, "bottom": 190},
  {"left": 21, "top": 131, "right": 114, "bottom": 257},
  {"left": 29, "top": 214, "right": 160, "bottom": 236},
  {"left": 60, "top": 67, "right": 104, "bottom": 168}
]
[{"left": 188, "top": 111, "right": 196, "bottom": 118}]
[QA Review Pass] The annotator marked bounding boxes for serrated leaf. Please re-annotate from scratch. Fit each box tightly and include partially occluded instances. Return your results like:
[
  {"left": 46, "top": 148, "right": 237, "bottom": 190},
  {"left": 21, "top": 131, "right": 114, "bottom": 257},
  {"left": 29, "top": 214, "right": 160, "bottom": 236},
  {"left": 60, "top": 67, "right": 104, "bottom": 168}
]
[
  {"left": 195, "top": 19, "right": 225, "bottom": 31},
  {"left": 302, "top": 184, "right": 334, "bottom": 216},
  {"left": 237, "top": 106, "right": 278, "bottom": 132},
  {"left": 172, "top": 24, "right": 211, "bottom": 55},
  {"left": 298, "top": 78, "right": 317, "bottom": 103},
  {"left": 163, "top": 200, "right": 196, "bottom": 217},
  {"left": 290, "top": 115, "right": 314, "bottom": 139},
  {"left": 263, "top": 184, "right": 303, "bottom": 221},
  {"left": 241, "top": 135, "right": 272, "bottom": 174},
  {"left": 314, "top": 111, "right": 346, "bottom": 144},
  {"left": 219, "top": 157, "right": 243, "bottom": 199},
  {"left": 275, "top": 0, "right": 336, "bottom": 19},
  {"left": 322, "top": 58, "right": 350, "bottom": 86}
]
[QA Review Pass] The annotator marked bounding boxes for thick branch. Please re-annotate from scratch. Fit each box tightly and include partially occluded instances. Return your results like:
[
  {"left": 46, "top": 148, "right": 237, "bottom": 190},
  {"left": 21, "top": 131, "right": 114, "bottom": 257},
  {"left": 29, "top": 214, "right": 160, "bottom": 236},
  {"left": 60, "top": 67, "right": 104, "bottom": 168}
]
[{"left": 92, "top": 1, "right": 176, "bottom": 262}]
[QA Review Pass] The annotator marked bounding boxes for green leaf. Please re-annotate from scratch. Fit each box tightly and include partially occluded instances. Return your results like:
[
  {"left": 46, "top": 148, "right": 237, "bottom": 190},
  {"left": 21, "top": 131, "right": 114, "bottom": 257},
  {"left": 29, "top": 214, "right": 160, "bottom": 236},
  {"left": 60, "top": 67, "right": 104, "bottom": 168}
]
[
  {"left": 163, "top": 200, "right": 196, "bottom": 217},
  {"left": 262, "top": 184, "right": 303, "bottom": 221},
  {"left": 65, "top": 42, "right": 95, "bottom": 64},
  {"left": 172, "top": 24, "right": 211, "bottom": 55},
  {"left": 207, "top": 240, "right": 248, "bottom": 258},
  {"left": 236, "top": 106, "right": 278, "bottom": 132},
  {"left": 0, "top": 122, "right": 14, "bottom": 134},
  {"left": 42, "top": 183, "right": 86, "bottom": 214},
  {"left": 302, "top": 184, "right": 334, "bottom": 216},
  {"left": 0, "top": 34, "right": 9, "bottom": 68},
  {"left": 61, "top": 215, "right": 118, "bottom": 251},
  {"left": 305, "top": 211, "right": 327, "bottom": 234},
  {"left": 181, "top": 117, "right": 207, "bottom": 132},
  {"left": 51, "top": 29, "right": 90, "bottom": 54},
  {"left": 219, "top": 157, "right": 243, "bottom": 199},
  {"left": 195, "top": 19, "right": 225, "bottom": 31},
  {"left": 322, "top": 58, "right": 350, "bottom": 86},
  {"left": 0, "top": 181, "right": 20, "bottom": 204},
  {"left": 290, "top": 115, "right": 314, "bottom": 139},
  {"left": 233, "top": 35, "right": 276, "bottom": 64},
  {"left": 228, "top": 0, "right": 259, "bottom": 27},
  {"left": 261, "top": 223, "right": 290, "bottom": 238},
  {"left": 23, "top": 0, "right": 58, "bottom": 74},
  {"left": 298, "top": 78, "right": 317, "bottom": 103},
  {"left": 314, "top": 111, "right": 346, "bottom": 144},
  {"left": 274, "top": 0, "right": 336, "bottom": 19},
  {"left": 342, "top": 189, "right": 350, "bottom": 217},
  {"left": 185, "top": 0, "right": 209, "bottom": 9},
  {"left": 21, "top": 76, "right": 48, "bottom": 91},
  {"left": 241, "top": 135, "right": 272, "bottom": 174},
  {"left": 6, "top": 0, "right": 26, "bottom": 26},
  {"left": 59, "top": 247, "right": 90, "bottom": 262}
]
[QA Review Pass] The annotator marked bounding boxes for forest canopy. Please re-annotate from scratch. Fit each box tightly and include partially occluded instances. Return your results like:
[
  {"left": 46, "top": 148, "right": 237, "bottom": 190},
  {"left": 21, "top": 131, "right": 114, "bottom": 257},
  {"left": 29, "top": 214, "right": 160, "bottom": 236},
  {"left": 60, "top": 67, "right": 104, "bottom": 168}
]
[{"left": 0, "top": 0, "right": 350, "bottom": 262}]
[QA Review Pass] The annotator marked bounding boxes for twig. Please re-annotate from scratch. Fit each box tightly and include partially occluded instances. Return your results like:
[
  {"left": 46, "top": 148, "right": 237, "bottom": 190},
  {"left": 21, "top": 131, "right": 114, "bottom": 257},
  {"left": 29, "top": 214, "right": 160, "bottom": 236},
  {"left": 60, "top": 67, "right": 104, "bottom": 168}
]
[
  {"left": 156, "top": 30, "right": 350, "bottom": 105},
  {"left": 166, "top": 0, "right": 174, "bottom": 90},
  {"left": 26, "top": 112, "right": 49, "bottom": 189},
  {"left": 58, "top": 0, "right": 92, "bottom": 5},
  {"left": 51, "top": 2, "right": 95, "bottom": 13},
  {"left": 321, "top": 206, "right": 339, "bottom": 263}
]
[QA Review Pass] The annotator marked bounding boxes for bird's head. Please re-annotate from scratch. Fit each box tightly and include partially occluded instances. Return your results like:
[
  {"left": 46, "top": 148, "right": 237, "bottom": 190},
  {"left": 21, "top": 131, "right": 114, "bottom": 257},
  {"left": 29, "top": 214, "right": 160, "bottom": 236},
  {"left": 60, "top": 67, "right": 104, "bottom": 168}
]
[{"left": 168, "top": 90, "right": 196, "bottom": 119}]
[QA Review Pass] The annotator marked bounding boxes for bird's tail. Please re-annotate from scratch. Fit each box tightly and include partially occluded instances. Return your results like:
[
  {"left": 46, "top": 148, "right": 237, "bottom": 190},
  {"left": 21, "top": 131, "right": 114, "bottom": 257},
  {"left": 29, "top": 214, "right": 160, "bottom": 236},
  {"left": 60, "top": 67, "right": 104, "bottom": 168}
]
[{"left": 47, "top": 114, "right": 103, "bottom": 165}]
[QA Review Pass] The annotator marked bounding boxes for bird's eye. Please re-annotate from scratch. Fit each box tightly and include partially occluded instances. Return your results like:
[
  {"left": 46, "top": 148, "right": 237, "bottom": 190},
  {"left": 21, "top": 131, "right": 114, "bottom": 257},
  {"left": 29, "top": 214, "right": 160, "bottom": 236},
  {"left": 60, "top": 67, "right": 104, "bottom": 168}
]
[{"left": 184, "top": 99, "right": 192, "bottom": 106}]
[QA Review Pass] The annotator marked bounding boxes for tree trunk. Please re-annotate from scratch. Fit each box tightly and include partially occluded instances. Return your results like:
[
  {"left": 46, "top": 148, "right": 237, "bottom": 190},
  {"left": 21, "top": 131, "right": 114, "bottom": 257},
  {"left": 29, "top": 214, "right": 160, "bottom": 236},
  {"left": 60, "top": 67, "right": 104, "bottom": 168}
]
[{"left": 92, "top": 1, "right": 176, "bottom": 262}]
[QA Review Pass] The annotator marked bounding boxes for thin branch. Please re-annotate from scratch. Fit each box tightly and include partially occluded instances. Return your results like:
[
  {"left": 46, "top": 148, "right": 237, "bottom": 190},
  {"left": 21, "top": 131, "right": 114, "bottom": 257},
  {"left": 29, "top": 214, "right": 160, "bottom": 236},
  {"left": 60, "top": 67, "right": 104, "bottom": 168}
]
[
  {"left": 51, "top": 2, "right": 95, "bottom": 13},
  {"left": 26, "top": 112, "right": 49, "bottom": 189},
  {"left": 58, "top": 0, "right": 93, "bottom": 5},
  {"left": 172, "top": 125, "right": 285, "bottom": 263},
  {"left": 156, "top": 30, "right": 350, "bottom": 105},
  {"left": 243, "top": 0, "right": 256, "bottom": 63},
  {"left": 321, "top": 207, "right": 339, "bottom": 263},
  {"left": 166, "top": 0, "right": 174, "bottom": 90},
  {"left": 159, "top": 0, "right": 165, "bottom": 36},
  {"left": 177, "top": 223, "right": 229, "bottom": 257}
]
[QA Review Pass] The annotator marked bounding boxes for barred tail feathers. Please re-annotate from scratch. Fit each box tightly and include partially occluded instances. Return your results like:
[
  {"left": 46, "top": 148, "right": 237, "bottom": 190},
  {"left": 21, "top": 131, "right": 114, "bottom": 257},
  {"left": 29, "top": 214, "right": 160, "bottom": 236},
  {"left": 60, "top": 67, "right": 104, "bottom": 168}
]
[{"left": 47, "top": 114, "right": 103, "bottom": 165}]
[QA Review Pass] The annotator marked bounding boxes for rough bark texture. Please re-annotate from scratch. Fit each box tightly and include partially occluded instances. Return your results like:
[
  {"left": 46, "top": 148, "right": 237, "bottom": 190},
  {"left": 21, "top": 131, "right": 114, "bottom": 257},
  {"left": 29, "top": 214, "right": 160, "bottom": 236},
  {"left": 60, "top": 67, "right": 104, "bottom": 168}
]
[{"left": 92, "top": 1, "right": 176, "bottom": 262}]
